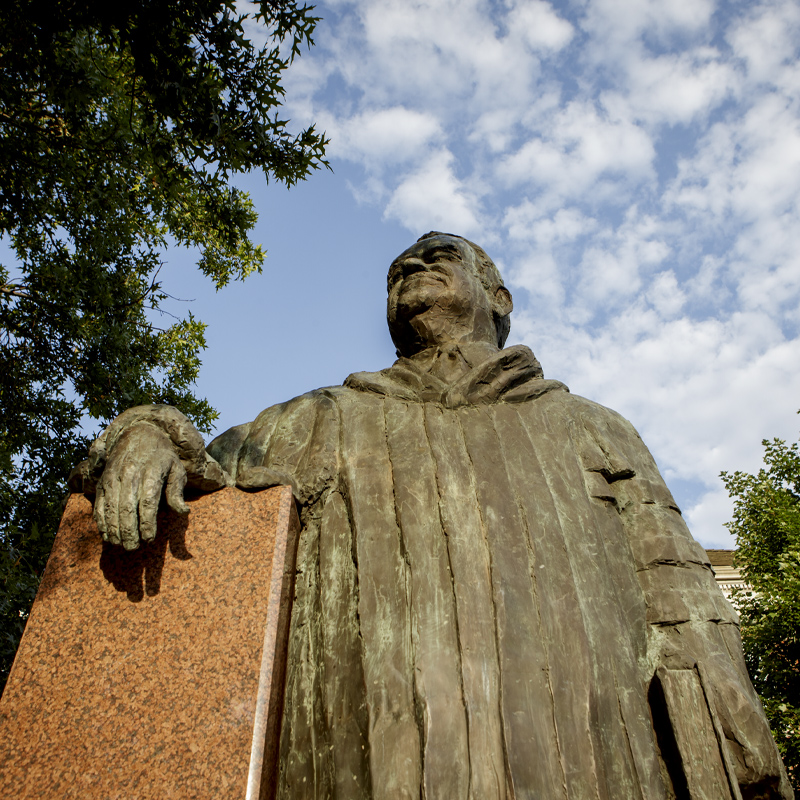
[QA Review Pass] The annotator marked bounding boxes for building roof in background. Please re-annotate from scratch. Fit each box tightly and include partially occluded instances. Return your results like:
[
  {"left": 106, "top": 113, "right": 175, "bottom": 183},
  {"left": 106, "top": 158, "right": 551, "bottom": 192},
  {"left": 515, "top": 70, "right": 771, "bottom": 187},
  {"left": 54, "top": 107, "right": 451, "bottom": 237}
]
[
  {"left": 706, "top": 549, "right": 735, "bottom": 567},
  {"left": 705, "top": 549, "right": 745, "bottom": 601}
]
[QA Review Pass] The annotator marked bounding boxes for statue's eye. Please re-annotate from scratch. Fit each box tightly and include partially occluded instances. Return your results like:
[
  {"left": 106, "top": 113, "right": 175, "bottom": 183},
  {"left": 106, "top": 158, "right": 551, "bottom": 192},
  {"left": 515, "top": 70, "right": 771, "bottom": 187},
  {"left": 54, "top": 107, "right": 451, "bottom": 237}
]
[{"left": 424, "top": 246, "right": 460, "bottom": 263}]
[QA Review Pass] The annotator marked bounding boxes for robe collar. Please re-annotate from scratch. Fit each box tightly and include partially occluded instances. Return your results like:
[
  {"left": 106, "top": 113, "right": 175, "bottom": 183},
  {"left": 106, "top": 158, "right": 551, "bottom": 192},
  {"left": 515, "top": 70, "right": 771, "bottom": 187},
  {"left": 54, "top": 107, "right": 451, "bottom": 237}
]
[{"left": 344, "top": 343, "right": 569, "bottom": 408}]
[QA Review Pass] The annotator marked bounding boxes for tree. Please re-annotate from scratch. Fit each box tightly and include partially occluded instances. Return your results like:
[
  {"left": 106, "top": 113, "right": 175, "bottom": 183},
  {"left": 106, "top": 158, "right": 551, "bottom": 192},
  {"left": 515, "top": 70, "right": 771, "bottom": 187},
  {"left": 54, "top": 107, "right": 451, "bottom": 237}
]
[
  {"left": 0, "top": 0, "right": 328, "bottom": 689},
  {"left": 722, "top": 424, "right": 800, "bottom": 793}
]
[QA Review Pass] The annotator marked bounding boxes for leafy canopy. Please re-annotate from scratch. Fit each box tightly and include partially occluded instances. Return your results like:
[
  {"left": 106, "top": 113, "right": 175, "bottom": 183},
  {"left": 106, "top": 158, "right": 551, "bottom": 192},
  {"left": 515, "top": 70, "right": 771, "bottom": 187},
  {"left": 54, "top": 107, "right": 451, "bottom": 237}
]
[
  {"left": 722, "top": 424, "right": 800, "bottom": 792},
  {"left": 0, "top": 0, "right": 327, "bottom": 687}
]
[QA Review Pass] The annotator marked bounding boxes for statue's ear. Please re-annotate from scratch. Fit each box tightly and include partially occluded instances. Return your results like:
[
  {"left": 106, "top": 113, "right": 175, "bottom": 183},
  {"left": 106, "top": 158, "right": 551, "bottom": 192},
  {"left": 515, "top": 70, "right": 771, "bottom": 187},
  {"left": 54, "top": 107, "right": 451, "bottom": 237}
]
[{"left": 493, "top": 285, "right": 513, "bottom": 318}]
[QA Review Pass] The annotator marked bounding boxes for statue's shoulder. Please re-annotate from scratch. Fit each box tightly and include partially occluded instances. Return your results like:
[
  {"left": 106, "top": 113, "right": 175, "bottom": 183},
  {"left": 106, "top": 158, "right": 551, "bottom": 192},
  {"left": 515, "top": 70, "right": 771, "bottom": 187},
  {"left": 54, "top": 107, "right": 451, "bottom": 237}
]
[
  {"left": 251, "top": 385, "right": 350, "bottom": 421},
  {"left": 535, "top": 390, "right": 651, "bottom": 473},
  {"left": 540, "top": 388, "right": 641, "bottom": 433},
  {"left": 211, "top": 387, "right": 345, "bottom": 454}
]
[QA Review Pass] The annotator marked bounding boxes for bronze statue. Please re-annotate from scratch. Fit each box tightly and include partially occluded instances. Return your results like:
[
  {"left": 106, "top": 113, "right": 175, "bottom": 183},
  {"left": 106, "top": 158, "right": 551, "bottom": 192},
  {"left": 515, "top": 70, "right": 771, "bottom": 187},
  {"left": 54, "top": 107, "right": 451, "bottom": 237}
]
[{"left": 77, "top": 232, "right": 792, "bottom": 799}]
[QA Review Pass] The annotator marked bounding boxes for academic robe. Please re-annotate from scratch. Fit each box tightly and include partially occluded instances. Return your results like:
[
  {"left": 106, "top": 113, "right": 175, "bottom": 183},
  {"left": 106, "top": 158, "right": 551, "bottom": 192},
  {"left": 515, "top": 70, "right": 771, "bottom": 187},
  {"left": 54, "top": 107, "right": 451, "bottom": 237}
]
[{"left": 207, "top": 344, "right": 789, "bottom": 800}]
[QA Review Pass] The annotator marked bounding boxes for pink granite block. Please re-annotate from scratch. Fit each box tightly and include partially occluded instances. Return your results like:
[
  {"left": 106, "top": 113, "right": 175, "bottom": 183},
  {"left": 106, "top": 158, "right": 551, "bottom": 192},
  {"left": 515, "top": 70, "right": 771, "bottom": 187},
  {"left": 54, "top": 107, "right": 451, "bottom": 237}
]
[{"left": 0, "top": 486, "right": 299, "bottom": 800}]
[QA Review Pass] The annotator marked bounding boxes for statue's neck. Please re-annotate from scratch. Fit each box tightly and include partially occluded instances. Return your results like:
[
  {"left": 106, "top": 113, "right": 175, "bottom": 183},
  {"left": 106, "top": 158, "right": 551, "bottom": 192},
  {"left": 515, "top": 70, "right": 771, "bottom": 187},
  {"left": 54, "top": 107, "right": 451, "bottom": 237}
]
[{"left": 407, "top": 341, "right": 499, "bottom": 384}]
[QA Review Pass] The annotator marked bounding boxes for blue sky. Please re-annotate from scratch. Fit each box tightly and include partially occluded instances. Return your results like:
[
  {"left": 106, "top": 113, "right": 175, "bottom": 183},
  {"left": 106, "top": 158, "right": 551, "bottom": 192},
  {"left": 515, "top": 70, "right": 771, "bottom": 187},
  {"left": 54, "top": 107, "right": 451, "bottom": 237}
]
[{"left": 154, "top": 0, "right": 800, "bottom": 547}]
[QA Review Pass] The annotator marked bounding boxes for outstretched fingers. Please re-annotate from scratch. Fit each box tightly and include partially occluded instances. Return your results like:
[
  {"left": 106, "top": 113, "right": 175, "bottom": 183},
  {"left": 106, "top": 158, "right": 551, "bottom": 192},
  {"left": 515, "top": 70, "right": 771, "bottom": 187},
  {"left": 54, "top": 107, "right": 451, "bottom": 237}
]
[
  {"left": 165, "top": 459, "right": 189, "bottom": 515},
  {"left": 102, "top": 471, "right": 122, "bottom": 547},
  {"left": 117, "top": 463, "right": 142, "bottom": 551},
  {"left": 93, "top": 482, "right": 108, "bottom": 542},
  {"left": 138, "top": 459, "right": 171, "bottom": 543}
]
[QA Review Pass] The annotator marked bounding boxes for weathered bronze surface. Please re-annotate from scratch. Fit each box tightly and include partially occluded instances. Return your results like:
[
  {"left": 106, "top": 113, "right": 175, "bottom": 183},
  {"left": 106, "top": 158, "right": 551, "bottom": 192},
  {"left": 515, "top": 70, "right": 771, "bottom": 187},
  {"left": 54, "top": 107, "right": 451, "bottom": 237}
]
[{"left": 80, "top": 232, "right": 793, "bottom": 799}]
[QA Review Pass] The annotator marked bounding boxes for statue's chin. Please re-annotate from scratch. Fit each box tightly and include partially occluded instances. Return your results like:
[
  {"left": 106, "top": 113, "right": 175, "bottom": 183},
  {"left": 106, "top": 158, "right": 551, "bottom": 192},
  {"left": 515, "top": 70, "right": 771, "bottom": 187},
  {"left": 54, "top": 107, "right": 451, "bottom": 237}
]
[
  {"left": 390, "top": 290, "right": 435, "bottom": 330},
  {"left": 396, "top": 284, "right": 441, "bottom": 313},
  {"left": 388, "top": 311, "right": 430, "bottom": 357}
]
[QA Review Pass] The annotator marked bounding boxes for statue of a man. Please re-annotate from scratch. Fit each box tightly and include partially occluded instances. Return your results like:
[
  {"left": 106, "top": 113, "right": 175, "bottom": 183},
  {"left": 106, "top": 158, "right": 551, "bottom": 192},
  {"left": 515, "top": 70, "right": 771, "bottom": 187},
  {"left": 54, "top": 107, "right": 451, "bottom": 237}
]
[{"left": 79, "top": 232, "right": 792, "bottom": 799}]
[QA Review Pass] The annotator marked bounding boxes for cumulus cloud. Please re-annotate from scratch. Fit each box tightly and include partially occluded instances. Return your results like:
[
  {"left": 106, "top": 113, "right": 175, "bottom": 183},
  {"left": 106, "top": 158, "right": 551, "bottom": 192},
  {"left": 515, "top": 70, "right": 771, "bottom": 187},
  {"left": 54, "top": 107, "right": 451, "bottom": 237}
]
[
  {"left": 507, "top": 0, "right": 574, "bottom": 52},
  {"left": 498, "top": 100, "right": 656, "bottom": 209},
  {"left": 601, "top": 51, "right": 737, "bottom": 127},
  {"left": 506, "top": 204, "right": 597, "bottom": 245},
  {"left": 324, "top": 107, "right": 443, "bottom": 166},
  {"left": 727, "top": 0, "right": 800, "bottom": 85},
  {"left": 384, "top": 149, "right": 482, "bottom": 235},
  {"left": 582, "top": 0, "right": 716, "bottom": 54}
]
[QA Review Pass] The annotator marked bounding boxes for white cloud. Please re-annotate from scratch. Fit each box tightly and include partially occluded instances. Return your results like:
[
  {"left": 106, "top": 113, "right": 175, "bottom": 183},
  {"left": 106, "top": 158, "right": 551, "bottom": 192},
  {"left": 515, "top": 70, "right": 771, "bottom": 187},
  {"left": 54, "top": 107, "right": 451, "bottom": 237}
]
[
  {"left": 324, "top": 107, "right": 443, "bottom": 166},
  {"left": 727, "top": 0, "right": 800, "bottom": 85},
  {"left": 507, "top": 0, "right": 574, "bottom": 52},
  {"left": 602, "top": 51, "right": 737, "bottom": 127},
  {"left": 508, "top": 207, "right": 671, "bottom": 318},
  {"left": 506, "top": 205, "right": 597, "bottom": 245},
  {"left": 498, "top": 101, "right": 656, "bottom": 207},
  {"left": 582, "top": 0, "right": 716, "bottom": 53},
  {"left": 338, "top": 0, "right": 546, "bottom": 114},
  {"left": 383, "top": 149, "right": 482, "bottom": 235},
  {"left": 647, "top": 270, "right": 686, "bottom": 318},
  {"left": 685, "top": 489, "right": 736, "bottom": 549}
]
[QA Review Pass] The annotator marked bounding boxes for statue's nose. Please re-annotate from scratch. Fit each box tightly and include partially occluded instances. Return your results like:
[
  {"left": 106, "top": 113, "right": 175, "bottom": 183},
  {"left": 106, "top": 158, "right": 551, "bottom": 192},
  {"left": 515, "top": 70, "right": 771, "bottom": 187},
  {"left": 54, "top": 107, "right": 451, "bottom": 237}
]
[{"left": 400, "top": 258, "right": 426, "bottom": 277}]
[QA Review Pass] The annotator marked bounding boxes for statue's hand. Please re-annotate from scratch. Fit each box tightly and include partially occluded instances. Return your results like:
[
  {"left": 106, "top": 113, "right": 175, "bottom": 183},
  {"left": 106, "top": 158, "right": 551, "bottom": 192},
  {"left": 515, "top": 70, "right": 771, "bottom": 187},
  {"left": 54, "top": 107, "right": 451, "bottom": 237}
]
[
  {"left": 84, "top": 404, "right": 230, "bottom": 550},
  {"left": 699, "top": 658, "right": 789, "bottom": 796},
  {"left": 94, "top": 422, "right": 189, "bottom": 551},
  {"left": 658, "top": 639, "right": 790, "bottom": 797}
]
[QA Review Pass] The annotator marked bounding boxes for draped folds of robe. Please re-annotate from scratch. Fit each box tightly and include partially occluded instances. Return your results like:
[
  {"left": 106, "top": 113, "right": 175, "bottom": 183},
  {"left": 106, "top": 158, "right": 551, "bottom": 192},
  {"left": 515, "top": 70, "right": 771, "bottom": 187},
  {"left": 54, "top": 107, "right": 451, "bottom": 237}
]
[{"left": 207, "top": 345, "right": 787, "bottom": 800}]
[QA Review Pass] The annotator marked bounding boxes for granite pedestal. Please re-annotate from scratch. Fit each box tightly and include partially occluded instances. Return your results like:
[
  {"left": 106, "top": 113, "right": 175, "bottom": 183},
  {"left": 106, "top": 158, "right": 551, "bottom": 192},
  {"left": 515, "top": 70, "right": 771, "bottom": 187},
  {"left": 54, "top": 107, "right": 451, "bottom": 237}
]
[{"left": 0, "top": 486, "right": 299, "bottom": 800}]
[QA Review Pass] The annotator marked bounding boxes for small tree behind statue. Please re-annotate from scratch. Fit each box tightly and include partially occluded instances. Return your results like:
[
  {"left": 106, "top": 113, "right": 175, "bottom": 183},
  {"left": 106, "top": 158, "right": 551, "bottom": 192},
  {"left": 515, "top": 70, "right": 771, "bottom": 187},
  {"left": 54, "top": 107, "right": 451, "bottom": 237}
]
[{"left": 723, "top": 421, "right": 800, "bottom": 793}]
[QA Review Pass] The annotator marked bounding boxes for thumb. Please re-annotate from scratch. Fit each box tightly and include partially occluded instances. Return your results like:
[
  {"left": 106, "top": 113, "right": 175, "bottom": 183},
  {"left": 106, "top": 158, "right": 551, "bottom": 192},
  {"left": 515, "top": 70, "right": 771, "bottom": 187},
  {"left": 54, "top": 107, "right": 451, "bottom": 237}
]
[{"left": 165, "top": 459, "right": 189, "bottom": 514}]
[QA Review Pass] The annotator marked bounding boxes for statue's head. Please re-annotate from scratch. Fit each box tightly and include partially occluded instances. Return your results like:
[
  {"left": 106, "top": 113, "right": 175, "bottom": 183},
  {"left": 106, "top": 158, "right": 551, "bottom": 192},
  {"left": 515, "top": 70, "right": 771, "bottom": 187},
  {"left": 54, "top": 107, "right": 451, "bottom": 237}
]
[{"left": 387, "top": 232, "right": 513, "bottom": 357}]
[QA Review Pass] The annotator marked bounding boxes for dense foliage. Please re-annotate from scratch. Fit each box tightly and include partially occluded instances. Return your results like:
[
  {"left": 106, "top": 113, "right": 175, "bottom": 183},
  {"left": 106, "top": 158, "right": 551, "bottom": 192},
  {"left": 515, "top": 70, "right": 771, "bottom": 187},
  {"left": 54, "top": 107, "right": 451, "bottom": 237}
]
[
  {"left": 722, "top": 426, "right": 800, "bottom": 792},
  {"left": 0, "top": 0, "right": 327, "bottom": 689}
]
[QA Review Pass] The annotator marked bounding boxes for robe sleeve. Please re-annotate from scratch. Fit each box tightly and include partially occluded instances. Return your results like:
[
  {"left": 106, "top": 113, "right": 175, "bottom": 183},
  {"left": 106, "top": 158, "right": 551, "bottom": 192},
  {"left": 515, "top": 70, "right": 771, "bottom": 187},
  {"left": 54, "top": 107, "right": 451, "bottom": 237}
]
[
  {"left": 207, "top": 389, "right": 340, "bottom": 508},
  {"left": 206, "top": 422, "right": 253, "bottom": 479},
  {"left": 574, "top": 400, "right": 736, "bottom": 627},
  {"left": 575, "top": 400, "right": 792, "bottom": 797}
]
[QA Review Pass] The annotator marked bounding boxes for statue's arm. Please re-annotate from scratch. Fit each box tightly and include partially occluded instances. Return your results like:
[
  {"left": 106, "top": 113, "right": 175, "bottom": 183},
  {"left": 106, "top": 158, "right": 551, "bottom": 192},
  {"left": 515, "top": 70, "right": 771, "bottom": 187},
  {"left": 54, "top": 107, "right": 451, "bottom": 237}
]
[
  {"left": 207, "top": 402, "right": 299, "bottom": 495},
  {"left": 621, "top": 471, "right": 790, "bottom": 795},
  {"left": 580, "top": 403, "right": 791, "bottom": 796},
  {"left": 209, "top": 390, "right": 340, "bottom": 504},
  {"left": 206, "top": 422, "right": 252, "bottom": 479}
]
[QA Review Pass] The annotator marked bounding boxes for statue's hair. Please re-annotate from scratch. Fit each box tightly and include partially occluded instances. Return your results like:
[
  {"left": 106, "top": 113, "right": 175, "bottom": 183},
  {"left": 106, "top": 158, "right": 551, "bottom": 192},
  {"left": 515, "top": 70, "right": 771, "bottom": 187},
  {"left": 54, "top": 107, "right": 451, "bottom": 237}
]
[{"left": 416, "top": 231, "right": 511, "bottom": 347}]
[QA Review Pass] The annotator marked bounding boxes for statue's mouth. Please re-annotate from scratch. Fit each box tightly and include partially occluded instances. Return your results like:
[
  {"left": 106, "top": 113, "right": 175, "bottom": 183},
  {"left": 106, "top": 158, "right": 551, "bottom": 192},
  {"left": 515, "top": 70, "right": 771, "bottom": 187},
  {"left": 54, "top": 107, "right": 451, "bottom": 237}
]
[{"left": 405, "top": 268, "right": 444, "bottom": 283}]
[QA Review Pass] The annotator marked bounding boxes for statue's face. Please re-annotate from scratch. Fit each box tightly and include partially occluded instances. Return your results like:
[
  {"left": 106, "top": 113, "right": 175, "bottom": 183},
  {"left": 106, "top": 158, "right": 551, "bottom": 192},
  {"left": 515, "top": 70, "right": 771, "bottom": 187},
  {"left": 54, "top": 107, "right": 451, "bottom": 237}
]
[{"left": 387, "top": 234, "right": 498, "bottom": 354}]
